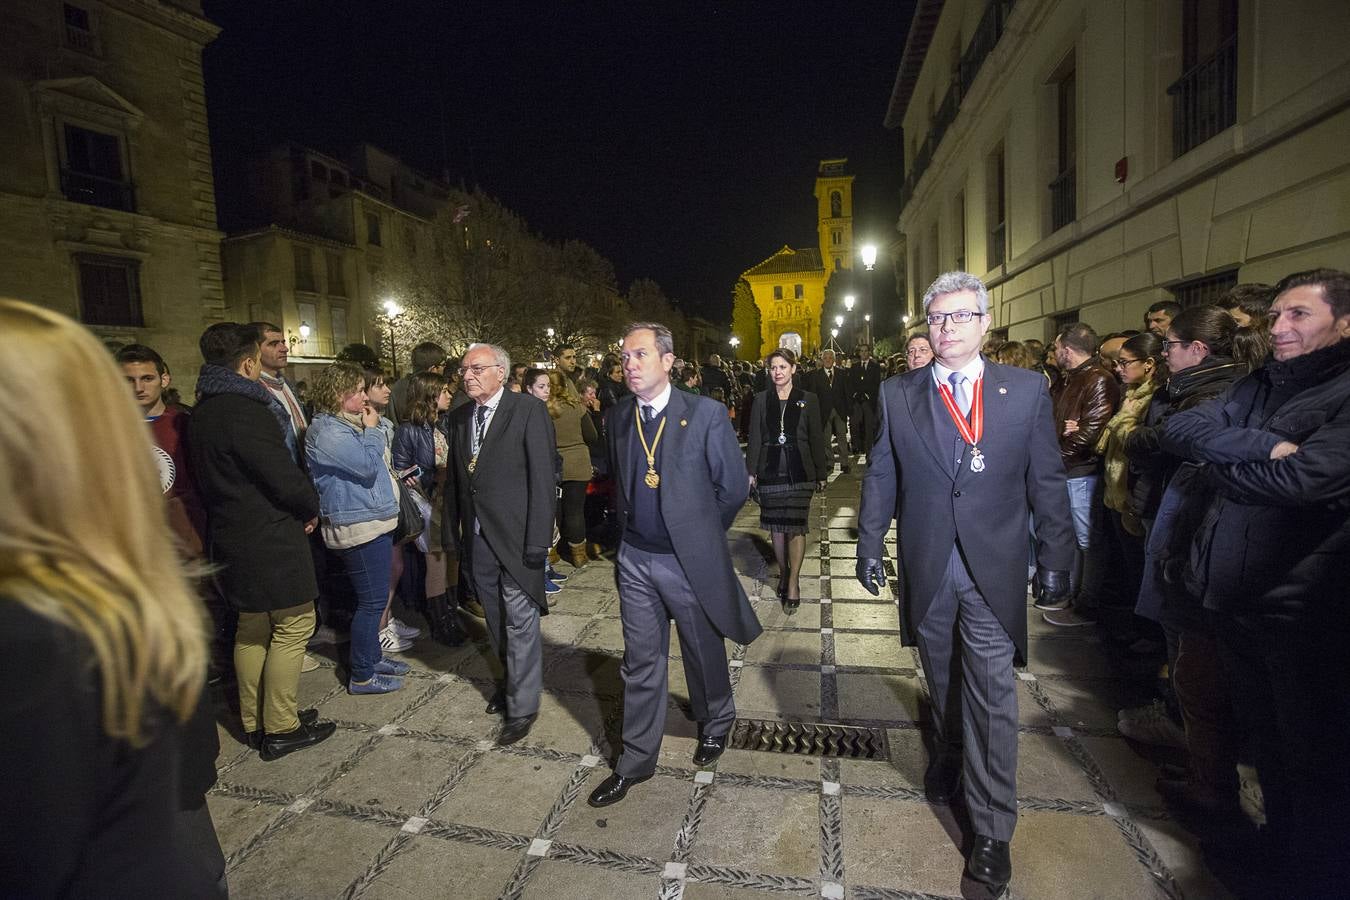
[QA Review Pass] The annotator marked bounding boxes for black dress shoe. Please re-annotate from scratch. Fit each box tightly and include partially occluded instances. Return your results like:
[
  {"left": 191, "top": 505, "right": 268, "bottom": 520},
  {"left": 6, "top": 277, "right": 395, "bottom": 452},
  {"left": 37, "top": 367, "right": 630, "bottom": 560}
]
[
  {"left": 587, "top": 772, "right": 652, "bottom": 808},
  {"left": 485, "top": 690, "right": 507, "bottom": 715},
  {"left": 924, "top": 755, "right": 962, "bottom": 804},
  {"left": 496, "top": 713, "right": 536, "bottom": 746},
  {"left": 693, "top": 733, "right": 727, "bottom": 766},
  {"left": 259, "top": 718, "right": 337, "bottom": 761},
  {"left": 247, "top": 708, "right": 320, "bottom": 750},
  {"left": 965, "top": 835, "right": 1012, "bottom": 887}
]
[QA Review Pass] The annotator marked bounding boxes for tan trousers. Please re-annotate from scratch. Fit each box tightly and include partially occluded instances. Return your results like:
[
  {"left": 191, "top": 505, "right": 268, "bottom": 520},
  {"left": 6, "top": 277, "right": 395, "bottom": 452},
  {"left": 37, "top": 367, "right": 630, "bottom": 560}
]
[{"left": 235, "top": 601, "right": 315, "bottom": 734}]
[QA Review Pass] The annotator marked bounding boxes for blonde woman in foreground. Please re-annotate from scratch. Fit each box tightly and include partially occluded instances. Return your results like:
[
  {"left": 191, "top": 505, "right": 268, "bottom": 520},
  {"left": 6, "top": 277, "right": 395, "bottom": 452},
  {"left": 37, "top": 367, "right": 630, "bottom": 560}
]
[{"left": 0, "top": 299, "right": 226, "bottom": 897}]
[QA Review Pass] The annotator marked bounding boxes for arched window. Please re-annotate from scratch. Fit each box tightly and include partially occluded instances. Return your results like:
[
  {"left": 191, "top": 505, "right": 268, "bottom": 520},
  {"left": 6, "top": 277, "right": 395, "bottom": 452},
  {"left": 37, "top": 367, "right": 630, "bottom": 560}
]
[{"left": 830, "top": 191, "right": 842, "bottom": 218}]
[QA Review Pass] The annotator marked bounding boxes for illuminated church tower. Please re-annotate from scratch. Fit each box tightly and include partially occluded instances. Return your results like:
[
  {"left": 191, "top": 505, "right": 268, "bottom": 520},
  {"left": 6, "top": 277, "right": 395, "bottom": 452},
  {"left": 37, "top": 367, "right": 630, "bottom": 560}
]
[{"left": 740, "top": 159, "right": 854, "bottom": 357}]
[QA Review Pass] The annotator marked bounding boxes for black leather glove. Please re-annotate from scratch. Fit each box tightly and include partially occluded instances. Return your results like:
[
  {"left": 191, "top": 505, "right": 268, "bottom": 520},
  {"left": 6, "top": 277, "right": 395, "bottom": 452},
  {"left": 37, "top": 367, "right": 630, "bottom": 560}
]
[
  {"left": 523, "top": 546, "right": 548, "bottom": 569},
  {"left": 1037, "top": 567, "right": 1070, "bottom": 604},
  {"left": 856, "top": 557, "right": 886, "bottom": 596}
]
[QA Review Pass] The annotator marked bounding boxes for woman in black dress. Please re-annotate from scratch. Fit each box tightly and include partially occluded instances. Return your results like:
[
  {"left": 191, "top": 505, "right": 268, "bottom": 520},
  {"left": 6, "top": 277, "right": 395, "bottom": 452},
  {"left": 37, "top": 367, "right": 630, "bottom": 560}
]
[{"left": 747, "top": 348, "right": 829, "bottom": 610}]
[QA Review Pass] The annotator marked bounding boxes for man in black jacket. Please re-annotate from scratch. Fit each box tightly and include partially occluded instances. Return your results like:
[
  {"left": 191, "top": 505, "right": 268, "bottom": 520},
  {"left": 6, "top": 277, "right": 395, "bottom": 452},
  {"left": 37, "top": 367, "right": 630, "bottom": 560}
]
[
  {"left": 849, "top": 345, "right": 882, "bottom": 454},
  {"left": 1161, "top": 268, "right": 1350, "bottom": 896},
  {"left": 444, "top": 342, "right": 557, "bottom": 746},
  {"left": 807, "top": 349, "right": 852, "bottom": 473},
  {"left": 189, "top": 324, "right": 334, "bottom": 761}
]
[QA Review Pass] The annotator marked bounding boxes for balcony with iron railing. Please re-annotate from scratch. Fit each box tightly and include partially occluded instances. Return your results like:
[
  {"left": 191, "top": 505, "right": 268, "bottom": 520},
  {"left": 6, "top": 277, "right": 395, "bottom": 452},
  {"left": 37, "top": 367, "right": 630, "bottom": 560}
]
[
  {"left": 1049, "top": 166, "right": 1076, "bottom": 232},
  {"left": 60, "top": 169, "right": 135, "bottom": 212},
  {"left": 1167, "top": 35, "right": 1238, "bottom": 158},
  {"left": 899, "top": 0, "right": 1018, "bottom": 211}
]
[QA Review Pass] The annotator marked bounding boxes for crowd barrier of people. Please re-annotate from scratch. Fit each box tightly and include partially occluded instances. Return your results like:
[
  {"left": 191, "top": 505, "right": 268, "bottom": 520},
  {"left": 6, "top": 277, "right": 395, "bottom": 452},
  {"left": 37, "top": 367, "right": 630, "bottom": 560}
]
[{"left": 2, "top": 266, "right": 1345, "bottom": 896}]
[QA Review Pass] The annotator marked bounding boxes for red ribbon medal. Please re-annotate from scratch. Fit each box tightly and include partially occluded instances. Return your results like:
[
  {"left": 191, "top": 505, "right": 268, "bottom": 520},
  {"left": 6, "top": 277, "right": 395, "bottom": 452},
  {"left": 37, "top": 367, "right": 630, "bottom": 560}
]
[{"left": 936, "top": 376, "right": 986, "bottom": 472}]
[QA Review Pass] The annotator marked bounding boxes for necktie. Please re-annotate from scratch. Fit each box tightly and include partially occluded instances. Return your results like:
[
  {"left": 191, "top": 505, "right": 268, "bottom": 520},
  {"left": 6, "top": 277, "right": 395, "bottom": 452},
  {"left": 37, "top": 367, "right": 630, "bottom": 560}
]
[
  {"left": 642, "top": 404, "right": 654, "bottom": 424},
  {"left": 475, "top": 404, "right": 488, "bottom": 449},
  {"left": 949, "top": 372, "right": 971, "bottom": 418}
]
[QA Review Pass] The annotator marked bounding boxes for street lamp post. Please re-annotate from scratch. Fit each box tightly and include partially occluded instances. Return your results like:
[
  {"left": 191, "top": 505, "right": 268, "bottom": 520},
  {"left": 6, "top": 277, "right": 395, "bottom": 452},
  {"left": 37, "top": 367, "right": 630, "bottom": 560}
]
[
  {"left": 860, "top": 244, "right": 878, "bottom": 347},
  {"left": 381, "top": 298, "right": 404, "bottom": 377}
]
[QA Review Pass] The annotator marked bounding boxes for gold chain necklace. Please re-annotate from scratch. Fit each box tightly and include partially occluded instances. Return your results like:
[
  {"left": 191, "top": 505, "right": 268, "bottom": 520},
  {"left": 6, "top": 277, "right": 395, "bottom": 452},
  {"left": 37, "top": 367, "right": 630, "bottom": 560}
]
[{"left": 634, "top": 403, "right": 667, "bottom": 488}]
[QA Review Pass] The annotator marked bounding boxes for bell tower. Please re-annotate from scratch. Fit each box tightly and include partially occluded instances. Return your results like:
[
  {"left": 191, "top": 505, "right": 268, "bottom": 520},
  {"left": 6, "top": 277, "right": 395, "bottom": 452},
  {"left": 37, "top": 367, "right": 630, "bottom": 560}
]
[{"left": 815, "top": 159, "right": 855, "bottom": 275}]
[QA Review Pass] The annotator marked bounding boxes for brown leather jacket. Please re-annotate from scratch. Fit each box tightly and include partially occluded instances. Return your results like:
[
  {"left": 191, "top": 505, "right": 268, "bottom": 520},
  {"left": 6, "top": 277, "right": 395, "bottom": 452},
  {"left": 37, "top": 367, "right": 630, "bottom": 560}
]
[{"left": 1051, "top": 356, "right": 1120, "bottom": 478}]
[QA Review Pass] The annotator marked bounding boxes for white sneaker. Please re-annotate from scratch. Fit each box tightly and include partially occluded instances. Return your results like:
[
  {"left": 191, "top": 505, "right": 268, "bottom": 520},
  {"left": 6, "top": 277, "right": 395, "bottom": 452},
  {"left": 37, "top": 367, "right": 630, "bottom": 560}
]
[
  {"left": 379, "top": 625, "right": 412, "bottom": 653},
  {"left": 1116, "top": 703, "right": 1186, "bottom": 749},
  {"left": 389, "top": 616, "right": 422, "bottom": 641},
  {"left": 301, "top": 653, "right": 321, "bottom": 673}
]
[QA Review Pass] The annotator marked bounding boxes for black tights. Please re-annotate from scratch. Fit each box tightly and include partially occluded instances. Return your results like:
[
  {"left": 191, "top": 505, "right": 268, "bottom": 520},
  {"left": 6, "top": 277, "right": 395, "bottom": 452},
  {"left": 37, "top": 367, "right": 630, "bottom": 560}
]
[{"left": 559, "top": 481, "right": 587, "bottom": 545}]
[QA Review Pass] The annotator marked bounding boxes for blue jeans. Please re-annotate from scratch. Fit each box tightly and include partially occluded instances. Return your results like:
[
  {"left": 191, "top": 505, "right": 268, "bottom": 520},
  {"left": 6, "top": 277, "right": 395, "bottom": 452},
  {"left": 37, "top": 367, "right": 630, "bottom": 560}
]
[
  {"left": 337, "top": 533, "right": 393, "bottom": 682},
  {"left": 1065, "top": 475, "right": 1099, "bottom": 549}
]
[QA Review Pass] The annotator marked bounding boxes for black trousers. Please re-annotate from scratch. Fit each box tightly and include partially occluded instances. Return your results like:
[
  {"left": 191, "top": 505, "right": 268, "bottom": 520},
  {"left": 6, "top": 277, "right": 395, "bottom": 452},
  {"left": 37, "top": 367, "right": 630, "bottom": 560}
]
[
  {"left": 559, "top": 481, "right": 587, "bottom": 545},
  {"left": 1218, "top": 613, "right": 1350, "bottom": 895}
]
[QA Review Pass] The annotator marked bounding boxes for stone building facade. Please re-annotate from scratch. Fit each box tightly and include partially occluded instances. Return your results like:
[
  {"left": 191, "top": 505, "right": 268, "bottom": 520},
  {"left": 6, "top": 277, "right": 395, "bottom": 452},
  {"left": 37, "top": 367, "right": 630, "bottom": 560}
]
[
  {"left": 0, "top": 0, "right": 224, "bottom": 388},
  {"left": 220, "top": 142, "right": 447, "bottom": 381},
  {"left": 886, "top": 0, "right": 1350, "bottom": 341}
]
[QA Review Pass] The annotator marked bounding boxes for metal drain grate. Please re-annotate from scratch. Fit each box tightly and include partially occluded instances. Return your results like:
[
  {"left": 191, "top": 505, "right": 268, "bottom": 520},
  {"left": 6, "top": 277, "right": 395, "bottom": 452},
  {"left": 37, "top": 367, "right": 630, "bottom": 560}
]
[{"left": 728, "top": 719, "right": 889, "bottom": 760}]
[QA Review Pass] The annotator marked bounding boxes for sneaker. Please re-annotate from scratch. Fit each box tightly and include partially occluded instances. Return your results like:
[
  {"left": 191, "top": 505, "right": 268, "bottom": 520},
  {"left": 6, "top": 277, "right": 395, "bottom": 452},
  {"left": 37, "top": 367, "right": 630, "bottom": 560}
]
[
  {"left": 1034, "top": 593, "right": 1074, "bottom": 611},
  {"left": 379, "top": 625, "right": 413, "bottom": 653},
  {"left": 301, "top": 653, "right": 321, "bottom": 673},
  {"left": 1042, "top": 608, "right": 1096, "bottom": 627},
  {"left": 462, "top": 597, "right": 487, "bottom": 619},
  {"left": 547, "top": 565, "right": 568, "bottom": 582},
  {"left": 375, "top": 657, "right": 411, "bottom": 676},
  {"left": 389, "top": 616, "right": 422, "bottom": 641},
  {"left": 1117, "top": 705, "right": 1187, "bottom": 748},
  {"left": 545, "top": 576, "right": 562, "bottom": 595},
  {"left": 348, "top": 673, "right": 403, "bottom": 695}
]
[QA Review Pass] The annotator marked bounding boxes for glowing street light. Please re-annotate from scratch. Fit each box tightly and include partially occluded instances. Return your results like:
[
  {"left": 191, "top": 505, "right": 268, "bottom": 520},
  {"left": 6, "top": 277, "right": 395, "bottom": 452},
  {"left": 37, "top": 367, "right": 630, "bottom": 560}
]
[
  {"left": 728, "top": 335, "right": 741, "bottom": 348},
  {"left": 834, "top": 314, "right": 844, "bottom": 327},
  {"left": 860, "top": 244, "right": 878, "bottom": 271},
  {"left": 864, "top": 314, "right": 871, "bottom": 323},
  {"left": 830, "top": 327, "right": 839, "bottom": 338},
  {"left": 843, "top": 294, "right": 856, "bottom": 312},
  {"left": 381, "top": 298, "right": 405, "bottom": 376},
  {"left": 298, "top": 321, "right": 311, "bottom": 340},
  {"left": 545, "top": 327, "right": 555, "bottom": 338}
]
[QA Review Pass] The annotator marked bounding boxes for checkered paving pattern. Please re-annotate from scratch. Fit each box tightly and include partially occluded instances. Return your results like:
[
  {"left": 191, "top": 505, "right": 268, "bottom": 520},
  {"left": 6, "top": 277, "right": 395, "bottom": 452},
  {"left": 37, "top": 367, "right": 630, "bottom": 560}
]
[{"left": 209, "top": 468, "right": 1229, "bottom": 899}]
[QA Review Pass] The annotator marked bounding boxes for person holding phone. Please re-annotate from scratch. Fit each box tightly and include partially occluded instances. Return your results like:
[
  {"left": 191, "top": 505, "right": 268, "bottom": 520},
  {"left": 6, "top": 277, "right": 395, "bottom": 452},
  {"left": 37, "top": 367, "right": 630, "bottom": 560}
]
[{"left": 305, "top": 362, "right": 409, "bottom": 695}]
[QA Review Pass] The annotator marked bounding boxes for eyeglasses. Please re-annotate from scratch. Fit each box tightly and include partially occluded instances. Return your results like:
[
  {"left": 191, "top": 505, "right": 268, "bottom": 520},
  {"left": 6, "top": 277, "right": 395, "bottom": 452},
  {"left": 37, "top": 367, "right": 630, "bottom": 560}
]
[
  {"left": 457, "top": 363, "right": 503, "bottom": 376},
  {"left": 926, "top": 310, "right": 987, "bottom": 326},
  {"left": 1115, "top": 357, "right": 1143, "bottom": 368},
  {"left": 1160, "top": 340, "right": 1190, "bottom": 351}
]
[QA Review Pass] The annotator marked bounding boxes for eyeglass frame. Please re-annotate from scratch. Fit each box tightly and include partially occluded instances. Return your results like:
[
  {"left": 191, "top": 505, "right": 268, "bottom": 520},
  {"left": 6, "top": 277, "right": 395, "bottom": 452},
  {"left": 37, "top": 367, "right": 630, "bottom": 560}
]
[
  {"left": 457, "top": 363, "right": 505, "bottom": 377},
  {"left": 1114, "top": 356, "right": 1146, "bottom": 368},
  {"left": 925, "top": 310, "right": 988, "bottom": 326},
  {"left": 1159, "top": 339, "right": 1193, "bottom": 352}
]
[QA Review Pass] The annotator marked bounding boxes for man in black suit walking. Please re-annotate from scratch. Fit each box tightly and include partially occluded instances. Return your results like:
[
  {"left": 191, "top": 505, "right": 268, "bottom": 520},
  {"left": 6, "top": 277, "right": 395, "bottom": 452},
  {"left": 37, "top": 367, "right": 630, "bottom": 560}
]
[
  {"left": 807, "top": 349, "right": 852, "bottom": 473},
  {"left": 587, "top": 322, "right": 761, "bottom": 807},
  {"left": 444, "top": 342, "right": 557, "bottom": 745},
  {"left": 856, "top": 271, "right": 1073, "bottom": 890},
  {"left": 849, "top": 345, "right": 882, "bottom": 454}
]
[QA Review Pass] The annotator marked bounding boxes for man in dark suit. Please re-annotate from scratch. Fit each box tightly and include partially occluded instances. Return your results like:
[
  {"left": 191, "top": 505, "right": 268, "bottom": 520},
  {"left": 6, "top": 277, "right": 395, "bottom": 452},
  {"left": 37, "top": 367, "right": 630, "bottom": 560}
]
[
  {"left": 444, "top": 342, "right": 557, "bottom": 746},
  {"left": 807, "top": 349, "right": 853, "bottom": 473},
  {"left": 587, "top": 322, "right": 761, "bottom": 807},
  {"left": 856, "top": 272, "right": 1073, "bottom": 890},
  {"left": 849, "top": 345, "right": 883, "bottom": 454}
]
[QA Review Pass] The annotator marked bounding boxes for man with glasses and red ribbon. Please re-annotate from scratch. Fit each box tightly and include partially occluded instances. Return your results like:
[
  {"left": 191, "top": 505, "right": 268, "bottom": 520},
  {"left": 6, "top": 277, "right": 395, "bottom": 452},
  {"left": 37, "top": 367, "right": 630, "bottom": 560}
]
[{"left": 856, "top": 271, "right": 1074, "bottom": 891}]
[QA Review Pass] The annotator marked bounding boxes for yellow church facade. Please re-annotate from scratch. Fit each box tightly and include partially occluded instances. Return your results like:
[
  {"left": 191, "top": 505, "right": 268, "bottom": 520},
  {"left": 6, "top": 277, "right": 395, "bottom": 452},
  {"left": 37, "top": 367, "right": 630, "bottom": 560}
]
[{"left": 741, "top": 160, "right": 854, "bottom": 359}]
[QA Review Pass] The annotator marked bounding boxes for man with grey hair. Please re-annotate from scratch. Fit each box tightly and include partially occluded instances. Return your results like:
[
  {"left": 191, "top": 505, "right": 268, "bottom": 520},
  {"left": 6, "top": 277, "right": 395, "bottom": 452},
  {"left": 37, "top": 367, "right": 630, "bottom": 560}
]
[
  {"left": 587, "top": 321, "right": 760, "bottom": 808},
  {"left": 807, "top": 348, "right": 852, "bottom": 471},
  {"left": 443, "top": 341, "right": 557, "bottom": 745},
  {"left": 857, "top": 271, "right": 1073, "bottom": 889}
]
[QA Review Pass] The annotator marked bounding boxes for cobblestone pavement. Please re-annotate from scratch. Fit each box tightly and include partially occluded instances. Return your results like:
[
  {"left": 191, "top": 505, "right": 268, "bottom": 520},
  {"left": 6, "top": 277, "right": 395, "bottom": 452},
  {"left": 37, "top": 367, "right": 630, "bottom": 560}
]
[{"left": 209, "top": 468, "right": 1232, "bottom": 899}]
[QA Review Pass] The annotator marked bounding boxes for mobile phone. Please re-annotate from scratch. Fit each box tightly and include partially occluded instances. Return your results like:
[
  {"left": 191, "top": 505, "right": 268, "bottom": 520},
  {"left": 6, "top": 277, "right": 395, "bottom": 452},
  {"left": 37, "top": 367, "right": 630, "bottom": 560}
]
[{"left": 398, "top": 465, "right": 423, "bottom": 480}]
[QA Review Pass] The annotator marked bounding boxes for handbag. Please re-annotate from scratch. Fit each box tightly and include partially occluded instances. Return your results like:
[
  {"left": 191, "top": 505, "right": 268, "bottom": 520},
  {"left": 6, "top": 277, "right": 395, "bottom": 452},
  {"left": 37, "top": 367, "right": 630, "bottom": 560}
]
[{"left": 392, "top": 479, "right": 425, "bottom": 546}]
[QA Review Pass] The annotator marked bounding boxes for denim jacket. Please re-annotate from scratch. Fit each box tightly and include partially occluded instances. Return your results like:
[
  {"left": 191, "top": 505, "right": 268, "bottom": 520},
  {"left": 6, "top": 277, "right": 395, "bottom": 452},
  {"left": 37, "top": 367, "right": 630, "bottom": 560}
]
[{"left": 305, "top": 413, "right": 398, "bottom": 527}]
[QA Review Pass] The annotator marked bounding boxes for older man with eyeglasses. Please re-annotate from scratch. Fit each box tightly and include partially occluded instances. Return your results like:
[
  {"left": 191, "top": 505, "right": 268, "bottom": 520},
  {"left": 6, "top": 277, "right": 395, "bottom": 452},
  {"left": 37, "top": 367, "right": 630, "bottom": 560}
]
[
  {"left": 443, "top": 343, "right": 557, "bottom": 745},
  {"left": 857, "top": 271, "right": 1073, "bottom": 890}
]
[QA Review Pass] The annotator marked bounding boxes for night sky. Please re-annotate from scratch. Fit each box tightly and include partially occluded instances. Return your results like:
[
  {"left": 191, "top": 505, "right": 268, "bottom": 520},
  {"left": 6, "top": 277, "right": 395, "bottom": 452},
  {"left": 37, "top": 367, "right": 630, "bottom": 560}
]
[{"left": 203, "top": 1, "right": 914, "bottom": 323}]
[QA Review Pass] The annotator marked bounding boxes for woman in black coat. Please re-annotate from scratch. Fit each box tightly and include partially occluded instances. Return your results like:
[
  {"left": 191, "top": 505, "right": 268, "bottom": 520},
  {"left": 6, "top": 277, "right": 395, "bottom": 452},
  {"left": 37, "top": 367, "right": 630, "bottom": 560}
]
[{"left": 746, "top": 348, "right": 829, "bottom": 610}]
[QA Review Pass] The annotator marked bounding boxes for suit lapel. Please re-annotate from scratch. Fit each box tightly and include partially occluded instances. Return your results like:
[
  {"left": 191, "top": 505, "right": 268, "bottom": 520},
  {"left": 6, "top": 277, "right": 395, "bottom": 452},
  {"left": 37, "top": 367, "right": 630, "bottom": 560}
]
[
  {"left": 470, "top": 391, "right": 516, "bottom": 479},
  {"left": 907, "top": 371, "right": 955, "bottom": 478},
  {"left": 954, "top": 359, "right": 1007, "bottom": 487},
  {"left": 615, "top": 396, "right": 638, "bottom": 502},
  {"left": 660, "top": 388, "right": 690, "bottom": 489}
]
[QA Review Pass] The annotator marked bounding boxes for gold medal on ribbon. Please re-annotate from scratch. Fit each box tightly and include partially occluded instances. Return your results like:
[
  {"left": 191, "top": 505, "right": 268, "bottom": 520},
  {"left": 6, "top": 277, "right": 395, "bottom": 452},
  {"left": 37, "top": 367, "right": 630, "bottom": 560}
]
[{"left": 635, "top": 404, "right": 667, "bottom": 490}]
